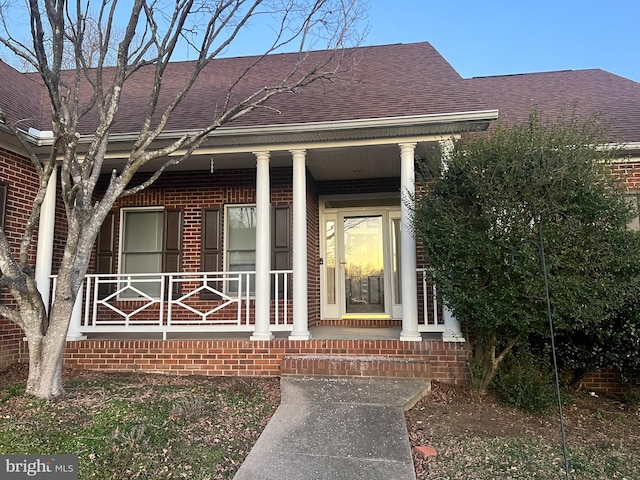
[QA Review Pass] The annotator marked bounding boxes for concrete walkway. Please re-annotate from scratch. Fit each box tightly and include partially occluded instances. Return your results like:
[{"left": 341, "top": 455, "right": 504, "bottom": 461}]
[{"left": 233, "top": 377, "right": 430, "bottom": 480}]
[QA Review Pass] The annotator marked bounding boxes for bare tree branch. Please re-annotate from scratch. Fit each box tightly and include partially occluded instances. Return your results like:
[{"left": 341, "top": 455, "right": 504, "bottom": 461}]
[{"left": 0, "top": 0, "right": 366, "bottom": 399}]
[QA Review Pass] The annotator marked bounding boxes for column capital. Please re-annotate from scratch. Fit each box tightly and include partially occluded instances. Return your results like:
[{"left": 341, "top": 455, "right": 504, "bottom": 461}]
[
  {"left": 398, "top": 142, "right": 417, "bottom": 154},
  {"left": 289, "top": 148, "right": 307, "bottom": 157},
  {"left": 253, "top": 151, "right": 271, "bottom": 161}
]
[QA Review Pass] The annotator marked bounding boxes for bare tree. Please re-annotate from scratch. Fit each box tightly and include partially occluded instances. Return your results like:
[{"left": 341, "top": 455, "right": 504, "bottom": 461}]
[{"left": 0, "top": 0, "right": 365, "bottom": 399}]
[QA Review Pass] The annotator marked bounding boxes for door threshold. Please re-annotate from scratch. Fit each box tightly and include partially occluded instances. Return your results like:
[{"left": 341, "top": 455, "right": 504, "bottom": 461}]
[{"left": 341, "top": 314, "right": 391, "bottom": 320}]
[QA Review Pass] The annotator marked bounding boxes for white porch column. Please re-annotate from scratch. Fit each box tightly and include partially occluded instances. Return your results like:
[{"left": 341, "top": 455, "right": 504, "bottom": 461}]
[
  {"left": 67, "top": 282, "right": 87, "bottom": 341},
  {"left": 251, "top": 151, "right": 274, "bottom": 341},
  {"left": 442, "top": 306, "right": 465, "bottom": 342},
  {"left": 35, "top": 166, "right": 57, "bottom": 312},
  {"left": 438, "top": 137, "right": 455, "bottom": 172},
  {"left": 438, "top": 137, "right": 465, "bottom": 342},
  {"left": 399, "top": 143, "right": 422, "bottom": 341},
  {"left": 289, "top": 149, "right": 311, "bottom": 340}
]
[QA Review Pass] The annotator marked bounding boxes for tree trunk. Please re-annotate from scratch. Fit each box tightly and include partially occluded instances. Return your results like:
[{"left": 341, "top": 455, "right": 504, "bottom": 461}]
[
  {"left": 23, "top": 292, "right": 75, "bottom": 400},
  {"left": 25, "top": 336, "right": 65, "bottom": 399},
  {"left": 470, "top": 331, "right": 499, "bottom": 394},
  {"left": 469, "top": 329, "right": 522, "bottom": 395}
]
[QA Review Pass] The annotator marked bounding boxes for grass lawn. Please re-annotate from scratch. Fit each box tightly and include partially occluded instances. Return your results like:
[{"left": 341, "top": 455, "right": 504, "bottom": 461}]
[
  {"left": 1, "top": 365, "right": 639, "bottom": 479},
  {"left": 0, "top": 365, "right": 279, "bottom": 479}
]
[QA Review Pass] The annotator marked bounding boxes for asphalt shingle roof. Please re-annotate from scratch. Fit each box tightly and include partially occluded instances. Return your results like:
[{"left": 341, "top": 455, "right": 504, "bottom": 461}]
[
  {"left": 1, "top": 42, "right": 639, "bottom": 143},
  {"left": 47, "top": 42, "right": 488, "bottom": 135},
  {"left": 468, "top": 69, "right": 640, "bottom": 143},
  {"left": 0, "top": 60, "right": 46, "bottom": 131}
]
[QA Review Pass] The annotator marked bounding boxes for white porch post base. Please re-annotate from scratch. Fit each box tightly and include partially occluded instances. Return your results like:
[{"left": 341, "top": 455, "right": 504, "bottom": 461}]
[
  {"left": 66, "top": 283, "right": 87, "bottom": 341},
  {"left": 400, "top": 332, "right": 423, "bottom": 342},
  {"left": 288, "top": 333, "right": 312, "bottom": 341},
  {"left": 442, "top": 306, "right": 465, "bottom": 343},
  {"left": 250, "top": 332, "right": 274, "bottom": 341}
]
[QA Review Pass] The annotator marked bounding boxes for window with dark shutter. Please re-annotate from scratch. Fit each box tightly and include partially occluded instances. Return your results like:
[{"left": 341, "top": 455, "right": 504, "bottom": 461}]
[{"left": 103, "top": 207, "right": 184, "bottom": 298}]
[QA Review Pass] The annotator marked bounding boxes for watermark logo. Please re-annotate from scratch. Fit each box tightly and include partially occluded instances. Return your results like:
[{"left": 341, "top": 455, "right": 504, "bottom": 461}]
[{"left": 1, "top": 455, "right": 78, "bottom": 479}]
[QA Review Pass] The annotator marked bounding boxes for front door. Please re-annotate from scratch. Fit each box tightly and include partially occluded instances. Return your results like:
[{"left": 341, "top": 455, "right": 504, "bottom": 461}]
[
  {"left": 321, "top": 203, "right": 402, "bottom": 319},
  {"left": 342, "top": 215, "right": 385, "bottom": 314}
]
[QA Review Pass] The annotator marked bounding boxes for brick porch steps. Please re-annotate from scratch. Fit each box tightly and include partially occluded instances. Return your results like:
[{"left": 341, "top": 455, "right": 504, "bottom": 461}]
[{"left": 281, "top": 354, "right": 431, "bottom": 379}]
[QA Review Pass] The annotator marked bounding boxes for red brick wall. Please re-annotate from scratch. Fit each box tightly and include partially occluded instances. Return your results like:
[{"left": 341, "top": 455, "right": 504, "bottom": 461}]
[
  {"left": 580, "top": 370, "right": 630, "bottom": 395},
  {"left": 611, "top": 159, "right": 640, "bottom": 191},
  {"left": 0, "top": 148, "right": 39, "bottom": 367},
  {"left": 306, "top": 172, "right": 320, "bottom": 324},
  {"left": 58, "top": 337, "right": 470, "bottom": 384}
]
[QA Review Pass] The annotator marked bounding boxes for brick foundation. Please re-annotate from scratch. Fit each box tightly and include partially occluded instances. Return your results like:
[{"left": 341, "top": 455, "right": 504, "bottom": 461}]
[
  {"left": 281, "top": 354, "right": 431, "bottom": 378},
  {"left": 580, "top": 370, "right": 632, "bottom": 395},
  {"left": 314, "top": 318, "right": 402, "bottom": 328},
  {"left": 39, "top": 338, "right": 471, "bottom": 385}
]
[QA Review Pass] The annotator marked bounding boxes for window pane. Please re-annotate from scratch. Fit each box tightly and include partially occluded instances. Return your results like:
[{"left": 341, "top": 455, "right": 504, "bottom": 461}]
[
  {"left": 228, "top": 251, "right": 256, "bottom": 293},
  {"left": 325, "top": 219, "right": 336, "bottom": 305},
  {"left": 123, "top": 253, "right": 162, "bottom": 273},
  {"left": 227, "top": 207, "right": 256, "bottom": 250},
  {"left": 228, "top": 250, "right": 256, "bottom": 271},
  {"left": 225, "top": 206, "right": 257, "bottom": 294},
  {"left": 123, "top": 211, "right": 163, "bottom": 252},
  {"left": 392, "top": 218, "right": 402, "bottom": 304},
  {"left": 121, "top": 209, "right": 164, "bottom": 298}
]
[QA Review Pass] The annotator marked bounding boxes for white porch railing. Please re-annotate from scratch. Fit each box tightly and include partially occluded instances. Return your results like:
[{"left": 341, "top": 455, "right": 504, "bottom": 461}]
[
  {"left": 52, "top": 270, "right": 292, "bottom": 339},
  {"left": 416, "top": 268, "right": 446, "bottom": 332},
  {"left": 53, "top": 268, "right": 452, "bottom": 338}
]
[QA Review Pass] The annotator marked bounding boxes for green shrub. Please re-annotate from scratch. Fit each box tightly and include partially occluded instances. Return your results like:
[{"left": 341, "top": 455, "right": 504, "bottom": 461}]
[{"left": 491, "top": 349, "right": 558, "bottom": 413}]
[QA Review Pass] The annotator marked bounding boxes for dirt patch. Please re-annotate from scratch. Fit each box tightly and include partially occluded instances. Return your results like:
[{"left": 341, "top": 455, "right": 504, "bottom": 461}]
[{"left": 406, "top": 382, "right": 640, "bottom": 479}]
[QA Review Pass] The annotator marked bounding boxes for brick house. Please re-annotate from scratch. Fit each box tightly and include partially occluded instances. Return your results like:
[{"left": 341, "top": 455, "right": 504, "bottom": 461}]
[{"left": 0, "top": 42, "right": 639, "bottom": 385}]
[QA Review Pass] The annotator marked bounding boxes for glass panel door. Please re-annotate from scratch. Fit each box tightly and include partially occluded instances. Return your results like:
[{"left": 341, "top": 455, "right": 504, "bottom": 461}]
[{"left": 342, "top": 215, "right": 385, "bottom": 314}]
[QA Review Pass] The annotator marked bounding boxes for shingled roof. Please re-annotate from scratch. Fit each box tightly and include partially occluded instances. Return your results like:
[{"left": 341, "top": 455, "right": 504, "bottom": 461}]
[
  {"left": 2, "top": 42, "right": 639, "bottom": 144},
  {"left": 17, "top": 42, "right": 488, "bottom": 136},
  {"left": 468, "top": 69, "right": 640, "bottom": 144},
  {"left": 0, "top": 60, "right": 46, "bottom": 131}
]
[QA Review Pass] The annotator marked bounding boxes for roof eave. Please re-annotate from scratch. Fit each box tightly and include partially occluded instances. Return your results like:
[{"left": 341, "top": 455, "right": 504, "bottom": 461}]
[{"left": 81, "top": 109, "right": 501, "bottom": 145}]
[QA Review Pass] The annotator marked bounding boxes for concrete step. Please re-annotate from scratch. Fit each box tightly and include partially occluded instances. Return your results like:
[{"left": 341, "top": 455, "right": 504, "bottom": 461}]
[{"left": 281, "top": 354, "right": 430, "bottom": 379}]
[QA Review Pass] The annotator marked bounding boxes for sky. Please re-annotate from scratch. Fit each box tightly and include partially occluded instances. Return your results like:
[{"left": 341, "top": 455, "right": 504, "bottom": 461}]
[
  {"left": 1, "top": 1, "right": 638, "bottom": 83},
  {"left": 221, "top": 0, "right": 640, "bottom": 83}
]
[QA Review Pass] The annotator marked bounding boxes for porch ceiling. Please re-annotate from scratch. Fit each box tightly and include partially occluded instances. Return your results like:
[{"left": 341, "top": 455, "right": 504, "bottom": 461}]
[
  {"left": 124, "top": 143, "right": 407, "bottom": 181},
  {"left": 100, "top": 111, "right": 497, "bottom": 181},
  {"left": 12, "top": 110, "right": 497, "bottom": 182}
]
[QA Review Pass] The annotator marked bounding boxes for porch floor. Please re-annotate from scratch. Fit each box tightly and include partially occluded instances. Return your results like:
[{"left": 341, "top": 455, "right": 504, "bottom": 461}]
[{"left": 81, "top": 325, "right": 443, "bottom": 341}]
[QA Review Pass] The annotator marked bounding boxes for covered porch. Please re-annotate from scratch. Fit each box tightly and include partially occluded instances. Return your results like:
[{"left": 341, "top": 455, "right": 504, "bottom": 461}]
[{"left": 33, "top": 111, "right": 497, "bottom": 344}]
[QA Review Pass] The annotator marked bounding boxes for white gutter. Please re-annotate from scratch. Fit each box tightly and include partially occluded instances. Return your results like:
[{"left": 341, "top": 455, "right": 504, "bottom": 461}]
[
  {"left": 4, "top": 109, "right": 499, "bottom": 148},
  {"left": 78, "top": 109, "right": 500, "bottom": 144}
]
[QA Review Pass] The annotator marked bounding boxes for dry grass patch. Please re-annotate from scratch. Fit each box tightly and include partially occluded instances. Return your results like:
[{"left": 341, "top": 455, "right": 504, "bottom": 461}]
[
  {"left": 406, "top": 382, "right": 640, "bottom": 480},
  {"left": 0, "top": 364, "right": 279, "bottom": 479}
]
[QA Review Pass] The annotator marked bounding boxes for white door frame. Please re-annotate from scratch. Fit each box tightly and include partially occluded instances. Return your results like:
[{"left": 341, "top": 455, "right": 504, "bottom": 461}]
[{"left": 319, "top": 196, "right": 401, "bottom": 319}]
